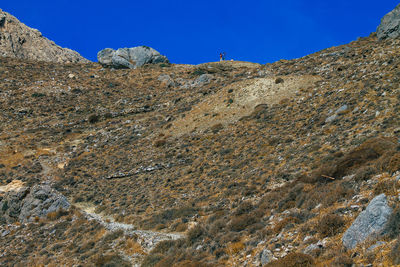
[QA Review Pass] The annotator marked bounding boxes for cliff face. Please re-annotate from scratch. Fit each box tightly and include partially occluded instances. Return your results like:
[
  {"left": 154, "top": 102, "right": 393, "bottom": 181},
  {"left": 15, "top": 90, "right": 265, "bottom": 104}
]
[{"left": 0, "top": 9, "right": 88, "bottom": 63}]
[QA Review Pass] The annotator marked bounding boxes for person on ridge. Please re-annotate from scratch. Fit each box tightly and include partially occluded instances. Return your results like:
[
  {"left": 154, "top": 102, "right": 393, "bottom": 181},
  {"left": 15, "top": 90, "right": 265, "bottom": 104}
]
[{"left": 220, "top": 53, "right": 223, "bottom": 61}]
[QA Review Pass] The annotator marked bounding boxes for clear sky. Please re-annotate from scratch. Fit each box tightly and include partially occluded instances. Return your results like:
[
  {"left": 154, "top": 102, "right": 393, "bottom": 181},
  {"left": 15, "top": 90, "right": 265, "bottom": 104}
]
[{"left": 2, "top": 1, "right": 399, "bottom": 64}]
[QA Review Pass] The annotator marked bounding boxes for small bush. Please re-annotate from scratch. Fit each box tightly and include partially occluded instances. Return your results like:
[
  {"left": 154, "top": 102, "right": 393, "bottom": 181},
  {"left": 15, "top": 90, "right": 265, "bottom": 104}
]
[
  {"left": 354, "top": 166, "right": 377, "bottom": 181},
  {"left": 187, "top": 225, "right": 204, "bottom": 244},
  {"left": 210, "top": 123, "right": 224, "bottom": 134},
  {"left": 93, "top": 253, "right": 131, "bottom": 267},
  {"left": 273, "top": 217, "right": 300, "bottom": 234},
  {"left": 88, "top": 114, "right": 100, "bottom": 123},
  {"left": 331, "top": 253, "right": 354, "bottom": 267},
  {"left": 390, "top": 237, "right": 400, "bottom": 265},
  {"left": 316, "top": 214, "right": 345, "bottom": 237},
  {"left": 373, "top": 179, "right": 399, "bottom": 196},
  {"left": 46, "top": 209, "right": 69, "bottom": 221},
  {"left": 103, "top": 229, "right": 124, "bottom": 242},
  {"left": 193, "top": 69, "right": 207, "bottom": 76},
  {"left": 384, "top": 206, "right": 400, "bottom": 238},
  {"left": 31, "top": 92, "right": 46, "bottom": 97},
  {"left": 209, "top": 218, "right": 227, "bottom": 235},
  {"left": 218, "top": 231, "right": 241, "bottom": 244},
  {"left": 140, "top": 206, "right": 198, "bottom": 229},
  {"left": 310, "top": 137, "right": 398, "bottom": 181},
  {"left": 230, "top": 214, "right": 258, "bottom": 232},
  {"left": 141, "top": 253, "right": 164, "bottom": 267},
  {"left": 151, "top": 240, "right": 177, "bottom": 254},
  {"left": 154, "top": 139, "right": 167, "bottom": 147},
  {"left": 104, "top": 112, "right": 113, "bottom": 119},
  {"left": 275, "top": 77, "right": 284, "bottom": 84},
  {"left": 175, "top": 222, "right": 188, "bottom": 232},
  {"left": 234, "top": 201, "right": 254, "bottom": 216},
  {"left": 265, "top": 252, "right": 314, "bottom": 267},
  {"left": 321, "top": 181, "right": 355, "bottom": 207},
  {"left": 388, "top": 152, "right": 400, "bottom": 173},
  {"left": 228, "top": 241, "right": 245, "bottom": 254}
]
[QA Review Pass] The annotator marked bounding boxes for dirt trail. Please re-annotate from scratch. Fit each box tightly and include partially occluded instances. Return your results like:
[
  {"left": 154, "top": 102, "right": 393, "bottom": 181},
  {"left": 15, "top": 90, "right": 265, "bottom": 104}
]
[{"left": 75, "top": 203, "right": 184, "bottom": 252}]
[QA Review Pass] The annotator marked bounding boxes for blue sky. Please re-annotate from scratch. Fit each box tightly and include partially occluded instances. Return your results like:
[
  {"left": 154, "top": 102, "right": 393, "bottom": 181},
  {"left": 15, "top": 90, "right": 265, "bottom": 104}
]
[{"left": 2, "top": 1, "right": 399, "bottom": 64}]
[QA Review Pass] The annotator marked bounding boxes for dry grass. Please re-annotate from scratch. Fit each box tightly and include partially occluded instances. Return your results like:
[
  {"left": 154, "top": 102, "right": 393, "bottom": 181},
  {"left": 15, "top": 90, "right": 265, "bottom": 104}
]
[
  {"left": 316, "top": 214, "right": 345, "bottom": 237},
  {"left": 265, "top": 253, "right": 314, "bottom": 267}
]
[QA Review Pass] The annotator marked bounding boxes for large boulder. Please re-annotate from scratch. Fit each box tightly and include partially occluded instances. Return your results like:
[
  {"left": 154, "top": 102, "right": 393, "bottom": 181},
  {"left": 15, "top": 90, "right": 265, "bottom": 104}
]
[
  {"left": 342, "top": 194, "right": 392, "bottom": 249},
  {"left": 0, "top": 9, "right": 88, "bottom": 63},
  {"left": 377, "top": 4, "right": 400, "bottom": 40},
  {"left": 0, "top": 183, "right": 70, "bottom": 223},
  {"left": 97, "top": 46, "right": 169, "bottom": 69}
]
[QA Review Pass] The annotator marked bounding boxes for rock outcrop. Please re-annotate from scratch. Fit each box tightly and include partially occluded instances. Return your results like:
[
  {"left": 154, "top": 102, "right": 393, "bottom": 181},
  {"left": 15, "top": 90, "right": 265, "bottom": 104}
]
[
  {"left": 377, "top": 4, "right": 400, "bottom": 40},
  {"left": 342, "top": 194, "right": 392, "bottom": 249},
  {"left": 97, "top": 46, "right": 169, "bottom": 69},
  {"left": 0, "top": 9, "right": 88, "bottom": 63},
  {"left": 0, "top": 183, "right": 70, "bottom": 223}
]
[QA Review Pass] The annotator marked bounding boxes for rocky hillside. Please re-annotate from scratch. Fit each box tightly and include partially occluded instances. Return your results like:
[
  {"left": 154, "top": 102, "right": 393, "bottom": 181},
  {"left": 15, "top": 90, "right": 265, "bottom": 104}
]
[
  {"left": 0, "top": 9, "right": 88, "bottom": 63},
  {"left": 0, "top": 6, "right": 400, "bottom": 267}
]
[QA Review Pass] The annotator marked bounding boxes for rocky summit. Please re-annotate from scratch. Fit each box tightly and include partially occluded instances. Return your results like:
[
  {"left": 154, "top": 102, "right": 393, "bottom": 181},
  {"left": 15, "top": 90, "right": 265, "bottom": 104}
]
[
  {"left": 98, "top": 46, "right": 169, "bottom": 69},
  {"left": 1, "top": 6, "right": 400, "bottom": 267},
  {"left": 377, "top": 3, "right": 400, "bottom": 40},
  {"left": 0, "top": 9, "right": 88, "bottom": 63}
]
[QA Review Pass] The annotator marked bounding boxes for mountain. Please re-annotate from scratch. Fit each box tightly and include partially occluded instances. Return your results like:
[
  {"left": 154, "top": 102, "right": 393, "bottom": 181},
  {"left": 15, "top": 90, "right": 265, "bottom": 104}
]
[
  {"left": 0, "top": 6, "right": 400, "bottom": 267},
  {"left": 0, "top": 9, "right": 88, "bottom": 63}
]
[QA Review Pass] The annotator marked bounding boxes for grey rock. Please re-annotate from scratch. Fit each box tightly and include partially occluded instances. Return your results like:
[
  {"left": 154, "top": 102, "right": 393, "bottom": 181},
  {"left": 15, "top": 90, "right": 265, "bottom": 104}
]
[
  {"left": 194, "top": 74, "right": 213, "bottom": 86},
  {"left": 158, "top": 74, "right": 175, "bottom": 87},
  {"left": 19, "top": 184, "right": 70, "bottom": 222},
  {"left": 0, "top": 184, "right": 70, "bottom": 223},
  {"left": 325, "top": 114, "right": 338, "bottom": 123},
  {"left": 377, "top": 4, "right": 400, "bottom": 40},
  {"left": 325, "top": 104, "right": 348, "bottom": 123},
  {"left": 336, "top": 104, "right": 348, "bottom": 114},
  {"left": 260, "top": 249, "right": 273, "bottom": 265},
  {"left": 0, "top": 9, "right": 88, "bottom": 63},
  {"left": 304, "top": 240, "right": 324, "bottom": 255},
  {"left": 97, "top": 46, "right": 169, "bottom": 69},
  {"left": 367, "top": 241, "right": 386, "bottom": 251},
  {"left": 342, "top": 194, "right": 392, "bottom": 249},
  {"left": 0, "top": 186, "right": 29, "bottom": 223},
  {"left": 96, "top": 48, "right": 114, "bottom": 66},
  {"left": 1, "top": 229, "right": 10, "bottom": 237}
]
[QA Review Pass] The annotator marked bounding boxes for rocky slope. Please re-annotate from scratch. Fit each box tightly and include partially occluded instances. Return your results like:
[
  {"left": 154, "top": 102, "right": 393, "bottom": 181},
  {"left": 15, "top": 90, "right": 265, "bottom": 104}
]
[
  {"left": 0, "top": 9, "right": 88, "bottom": 63},
  {"left": 0, "top": 8, "right": 400, "bottom": 267}
]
